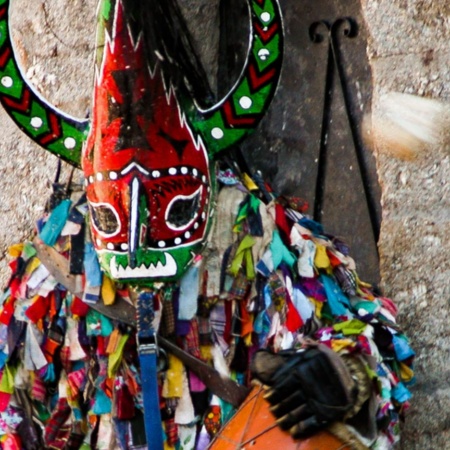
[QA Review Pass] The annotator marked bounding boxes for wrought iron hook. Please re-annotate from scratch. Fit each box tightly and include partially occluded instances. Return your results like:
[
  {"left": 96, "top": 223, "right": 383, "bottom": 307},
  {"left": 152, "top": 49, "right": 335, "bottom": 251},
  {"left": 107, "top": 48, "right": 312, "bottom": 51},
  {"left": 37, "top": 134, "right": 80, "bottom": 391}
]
[
  {"left": 309, "top": 17, "right": 380, "bottom": 247},
  {"left": 308, "top": 20, "right": 331, "bottom": 43},
  {"left": 330, "top": 17, "right": 358, "bottom": 40},
  {"left": 308, "top": 18, "right": 357, "bottom": 43}
]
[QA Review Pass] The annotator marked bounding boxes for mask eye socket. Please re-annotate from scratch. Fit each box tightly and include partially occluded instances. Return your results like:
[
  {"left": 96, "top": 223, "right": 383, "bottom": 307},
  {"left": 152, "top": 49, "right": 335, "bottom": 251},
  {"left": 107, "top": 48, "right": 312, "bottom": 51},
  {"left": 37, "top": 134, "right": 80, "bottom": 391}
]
[
  {"left": 166, "top": 187, "right": 202, "bottom": 230},
  {"left": 89, "top": 202, "right": 121, "bottom": 237}
]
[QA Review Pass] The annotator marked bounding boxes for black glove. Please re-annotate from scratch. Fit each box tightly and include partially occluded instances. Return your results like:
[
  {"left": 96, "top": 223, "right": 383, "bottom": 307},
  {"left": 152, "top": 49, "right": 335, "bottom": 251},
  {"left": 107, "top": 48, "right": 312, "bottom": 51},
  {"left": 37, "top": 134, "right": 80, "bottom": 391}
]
[{"left": 251, "top": 343, "right": 357, "bottom": 438}]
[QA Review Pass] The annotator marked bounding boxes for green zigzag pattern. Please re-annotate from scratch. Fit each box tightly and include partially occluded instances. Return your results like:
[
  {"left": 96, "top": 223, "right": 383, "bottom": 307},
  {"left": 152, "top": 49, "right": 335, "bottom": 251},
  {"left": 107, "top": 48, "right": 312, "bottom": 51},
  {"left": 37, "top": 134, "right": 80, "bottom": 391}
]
[{"left": 188, "top": 0, "right": 283, "bottom": 157}]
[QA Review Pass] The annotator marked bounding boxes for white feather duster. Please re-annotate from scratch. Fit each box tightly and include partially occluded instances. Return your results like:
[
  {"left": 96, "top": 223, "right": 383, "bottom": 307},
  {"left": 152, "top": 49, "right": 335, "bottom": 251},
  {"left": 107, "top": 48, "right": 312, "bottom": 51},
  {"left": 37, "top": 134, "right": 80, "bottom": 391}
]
[{"left": 364, "top": 92, "right": 450, "bottom": 160}]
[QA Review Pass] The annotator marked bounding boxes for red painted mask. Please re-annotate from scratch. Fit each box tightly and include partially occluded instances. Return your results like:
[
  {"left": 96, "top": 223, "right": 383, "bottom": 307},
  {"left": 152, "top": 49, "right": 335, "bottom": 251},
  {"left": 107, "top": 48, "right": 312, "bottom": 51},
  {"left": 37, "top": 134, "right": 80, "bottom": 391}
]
[{"left": 83, "top": 1, "right": 212, "bottom": 280}]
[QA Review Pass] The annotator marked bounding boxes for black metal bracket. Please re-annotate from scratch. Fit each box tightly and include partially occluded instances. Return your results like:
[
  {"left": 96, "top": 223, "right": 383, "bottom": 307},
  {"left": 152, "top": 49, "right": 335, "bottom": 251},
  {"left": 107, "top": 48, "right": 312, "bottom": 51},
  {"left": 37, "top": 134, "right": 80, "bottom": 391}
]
[{"left": 310, "top": 18, "right": 380, "bottom": 245}]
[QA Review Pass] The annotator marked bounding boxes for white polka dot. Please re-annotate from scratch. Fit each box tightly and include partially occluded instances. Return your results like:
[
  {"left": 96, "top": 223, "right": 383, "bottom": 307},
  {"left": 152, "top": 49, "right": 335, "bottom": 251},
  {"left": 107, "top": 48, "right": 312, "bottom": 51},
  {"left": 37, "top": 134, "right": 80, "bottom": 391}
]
[
  {"left": 181, "top": 167, "right": 188, "bottom": 175},
  {"left": 192, "top": 169, "right": 198, "bottom": 177},
  {"left": 64, "top": 137, "right": 76, "bottom": 149},
  {"left": 211, "top": 127, "right": 224, "bottom": 140},
  {"left": 152, "top": 170, "right": 161, "bottom": 178},
  {"left": 96, "top": 173, "right": 103, "bottom": 181},
  {"left": 202, "top": 212, "right": 206, "bottom": 220},
  {"left": 121, "top": 243, "right": 129, "bottom": 251},
  {"left": 1, "top": 76, "right": 13, "bottom": 88},
  {"left": 107, "top": 243, "right": 115, "bottom": 250},
  {"left": 175, "top": 237, "right": 182, "bottom": 245},
  {"left": 258, "top": 49, "right": 270, "bottom": 61},
  {"left": 110, "top": 171, "right": 118, "bottom": 180},
  {"left": 169, "top": 167, "right": 177, "bottom": 175},
  {"left": 239, "top": 96, "right": 253, "bottom": 110},
  {"left": 158, "top": 241, "right": 166, "bottom": 248},
  {"left": 194, "top": 222, "right": 199, "bottom": 230},
  {"left": 96, "top": 239, "right": 102, "bottom": 247},
  {"left": 31, "top": 117, "right": 43, "bottom": 129},
  {"left": 185, "top": 231, "right": 191, "bottom": 239},
  {"left": 261, "top": 12, "right": 271, "bottom": 23},
  {"left": 202, "top": 175, "right": 206, "bottom": 183},
  {"left": 89, "top": 176, "right": 94, "bottom": 183}
]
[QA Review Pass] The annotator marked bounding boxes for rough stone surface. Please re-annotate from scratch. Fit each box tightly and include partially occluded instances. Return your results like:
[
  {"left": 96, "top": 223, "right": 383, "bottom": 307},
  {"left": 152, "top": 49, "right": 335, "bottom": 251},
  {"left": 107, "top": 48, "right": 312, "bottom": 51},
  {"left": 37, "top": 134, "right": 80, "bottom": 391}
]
[
  {"left": 0, "top": 0, "right": 94, "bottom": 287},
  {"left": 0, "top": 0, "right": 449, "bottom": 448},
  {"left": 361, "top": 0, "right": 450, "bottom": 448}
]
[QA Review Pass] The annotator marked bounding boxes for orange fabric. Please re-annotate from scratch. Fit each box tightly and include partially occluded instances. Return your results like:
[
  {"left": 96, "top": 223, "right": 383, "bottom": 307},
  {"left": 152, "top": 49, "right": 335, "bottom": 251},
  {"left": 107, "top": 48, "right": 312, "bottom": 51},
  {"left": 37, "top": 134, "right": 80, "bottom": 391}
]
[
  {"left": 43, "top": 338, "right": 61, "bottom": 362},
  {"left": 106, "top": 329, "right": 121, "bottom": 355},
  {"left": 104, "top": 377, "right": 113, "bottom": 399},
  {"left": 327, "top": 249, "right": 343, "bottom": 267},
  {"left": 209, "top": 386, "right": 350, "bottom": 450},
  {"left": 240, "top": 302, "right": 254, "bottom": 338}
]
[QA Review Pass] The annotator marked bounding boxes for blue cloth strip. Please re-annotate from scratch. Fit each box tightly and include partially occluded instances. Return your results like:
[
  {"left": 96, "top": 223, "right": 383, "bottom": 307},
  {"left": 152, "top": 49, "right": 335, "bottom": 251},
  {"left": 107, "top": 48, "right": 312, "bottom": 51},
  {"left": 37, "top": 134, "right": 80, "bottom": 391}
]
[
  {"left": 83, "top": 243, "right": 102, "bottom": 287},
  {"left": 320, "top": 274, "right": 351, "bottom": 316},
  {"left": 39, "top": 199, "right": 72, "bottom": 246},
  {"left": 137, "top": 291, "right": 164, "bottom": 450},
  {"left": 178, "top": 265, "right": 199, "bottom": 320},
  {"left": 139, "top": 349, "right": 164, "bottom": 449}
]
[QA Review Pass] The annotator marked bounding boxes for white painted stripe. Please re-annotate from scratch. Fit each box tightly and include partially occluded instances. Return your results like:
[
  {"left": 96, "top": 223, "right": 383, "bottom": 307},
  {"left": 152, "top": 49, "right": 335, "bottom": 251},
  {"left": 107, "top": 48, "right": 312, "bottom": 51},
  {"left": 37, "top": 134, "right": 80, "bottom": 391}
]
[
  {"left": 121, "top": 162, "right": 150, "bottom": 176},
  {"left": 129, "top": 178, "right": 140, "bottom": 253}
]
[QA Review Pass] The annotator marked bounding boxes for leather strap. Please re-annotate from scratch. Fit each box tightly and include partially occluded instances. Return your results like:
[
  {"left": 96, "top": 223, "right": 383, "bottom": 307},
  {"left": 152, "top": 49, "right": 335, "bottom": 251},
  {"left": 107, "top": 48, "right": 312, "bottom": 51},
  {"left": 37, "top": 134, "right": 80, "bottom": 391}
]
[{"left": 137, "top": 291, "right": 164, "bottom": 449}]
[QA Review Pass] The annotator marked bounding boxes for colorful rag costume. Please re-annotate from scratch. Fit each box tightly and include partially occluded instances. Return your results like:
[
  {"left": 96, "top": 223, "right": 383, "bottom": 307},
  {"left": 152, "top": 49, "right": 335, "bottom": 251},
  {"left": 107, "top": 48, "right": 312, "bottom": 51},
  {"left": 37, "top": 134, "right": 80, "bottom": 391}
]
[{"left": 0, "top": 169, "right": 414, "bottom": 449}]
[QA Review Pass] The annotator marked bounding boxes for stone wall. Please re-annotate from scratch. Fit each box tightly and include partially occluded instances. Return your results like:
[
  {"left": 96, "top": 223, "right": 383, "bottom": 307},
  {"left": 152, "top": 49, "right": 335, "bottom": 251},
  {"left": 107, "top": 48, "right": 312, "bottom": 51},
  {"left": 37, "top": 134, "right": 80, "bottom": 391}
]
[
  {"left": 362, "top": 1, "right": 450, "bottom": 448},
  {"left": 0, "top": 0, "right": 449, "bottom": 448},
  {"left": 0, "top": 0, "right": 94, "bottom": 286}
]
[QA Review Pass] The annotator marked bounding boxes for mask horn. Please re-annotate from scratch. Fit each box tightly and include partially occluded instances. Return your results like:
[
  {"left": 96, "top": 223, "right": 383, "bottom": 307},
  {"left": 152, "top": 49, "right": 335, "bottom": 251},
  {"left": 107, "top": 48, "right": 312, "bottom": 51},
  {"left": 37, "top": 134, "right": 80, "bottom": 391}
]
[
  {"left": 0, "top": 0, "right": 89, "bottom": 167},
  {"left": 189, "top": 0, "right": 283, "bottom": 157}
]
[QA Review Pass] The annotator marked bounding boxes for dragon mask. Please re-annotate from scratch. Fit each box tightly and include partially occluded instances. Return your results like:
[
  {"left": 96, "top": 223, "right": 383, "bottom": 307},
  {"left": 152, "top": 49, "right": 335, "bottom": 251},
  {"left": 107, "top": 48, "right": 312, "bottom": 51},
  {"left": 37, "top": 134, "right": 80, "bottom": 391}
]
[{"left": 0, "top": 0, "right": 283, "bottom": 283}]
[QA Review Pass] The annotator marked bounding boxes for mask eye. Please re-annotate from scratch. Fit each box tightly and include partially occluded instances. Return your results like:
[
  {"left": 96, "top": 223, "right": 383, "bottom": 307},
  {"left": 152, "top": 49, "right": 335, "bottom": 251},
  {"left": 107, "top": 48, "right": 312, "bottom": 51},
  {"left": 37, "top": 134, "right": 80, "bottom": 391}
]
[
  {"left": 165, "top": 186, "right": 202, "bottom": 230},
  {"left": 89, "top": 202, "right": 121, "bottom": 237}
]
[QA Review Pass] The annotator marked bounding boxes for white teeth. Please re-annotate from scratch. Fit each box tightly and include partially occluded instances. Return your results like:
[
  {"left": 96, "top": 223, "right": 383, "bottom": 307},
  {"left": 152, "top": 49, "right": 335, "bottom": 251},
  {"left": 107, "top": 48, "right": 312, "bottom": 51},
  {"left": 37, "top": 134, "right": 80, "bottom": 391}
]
[
  {"left": 110, "top": 253, "right": 177, "bottom": 279},
  {"left": 169, "top": 167, "right": 177, "bottom": 175}
]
